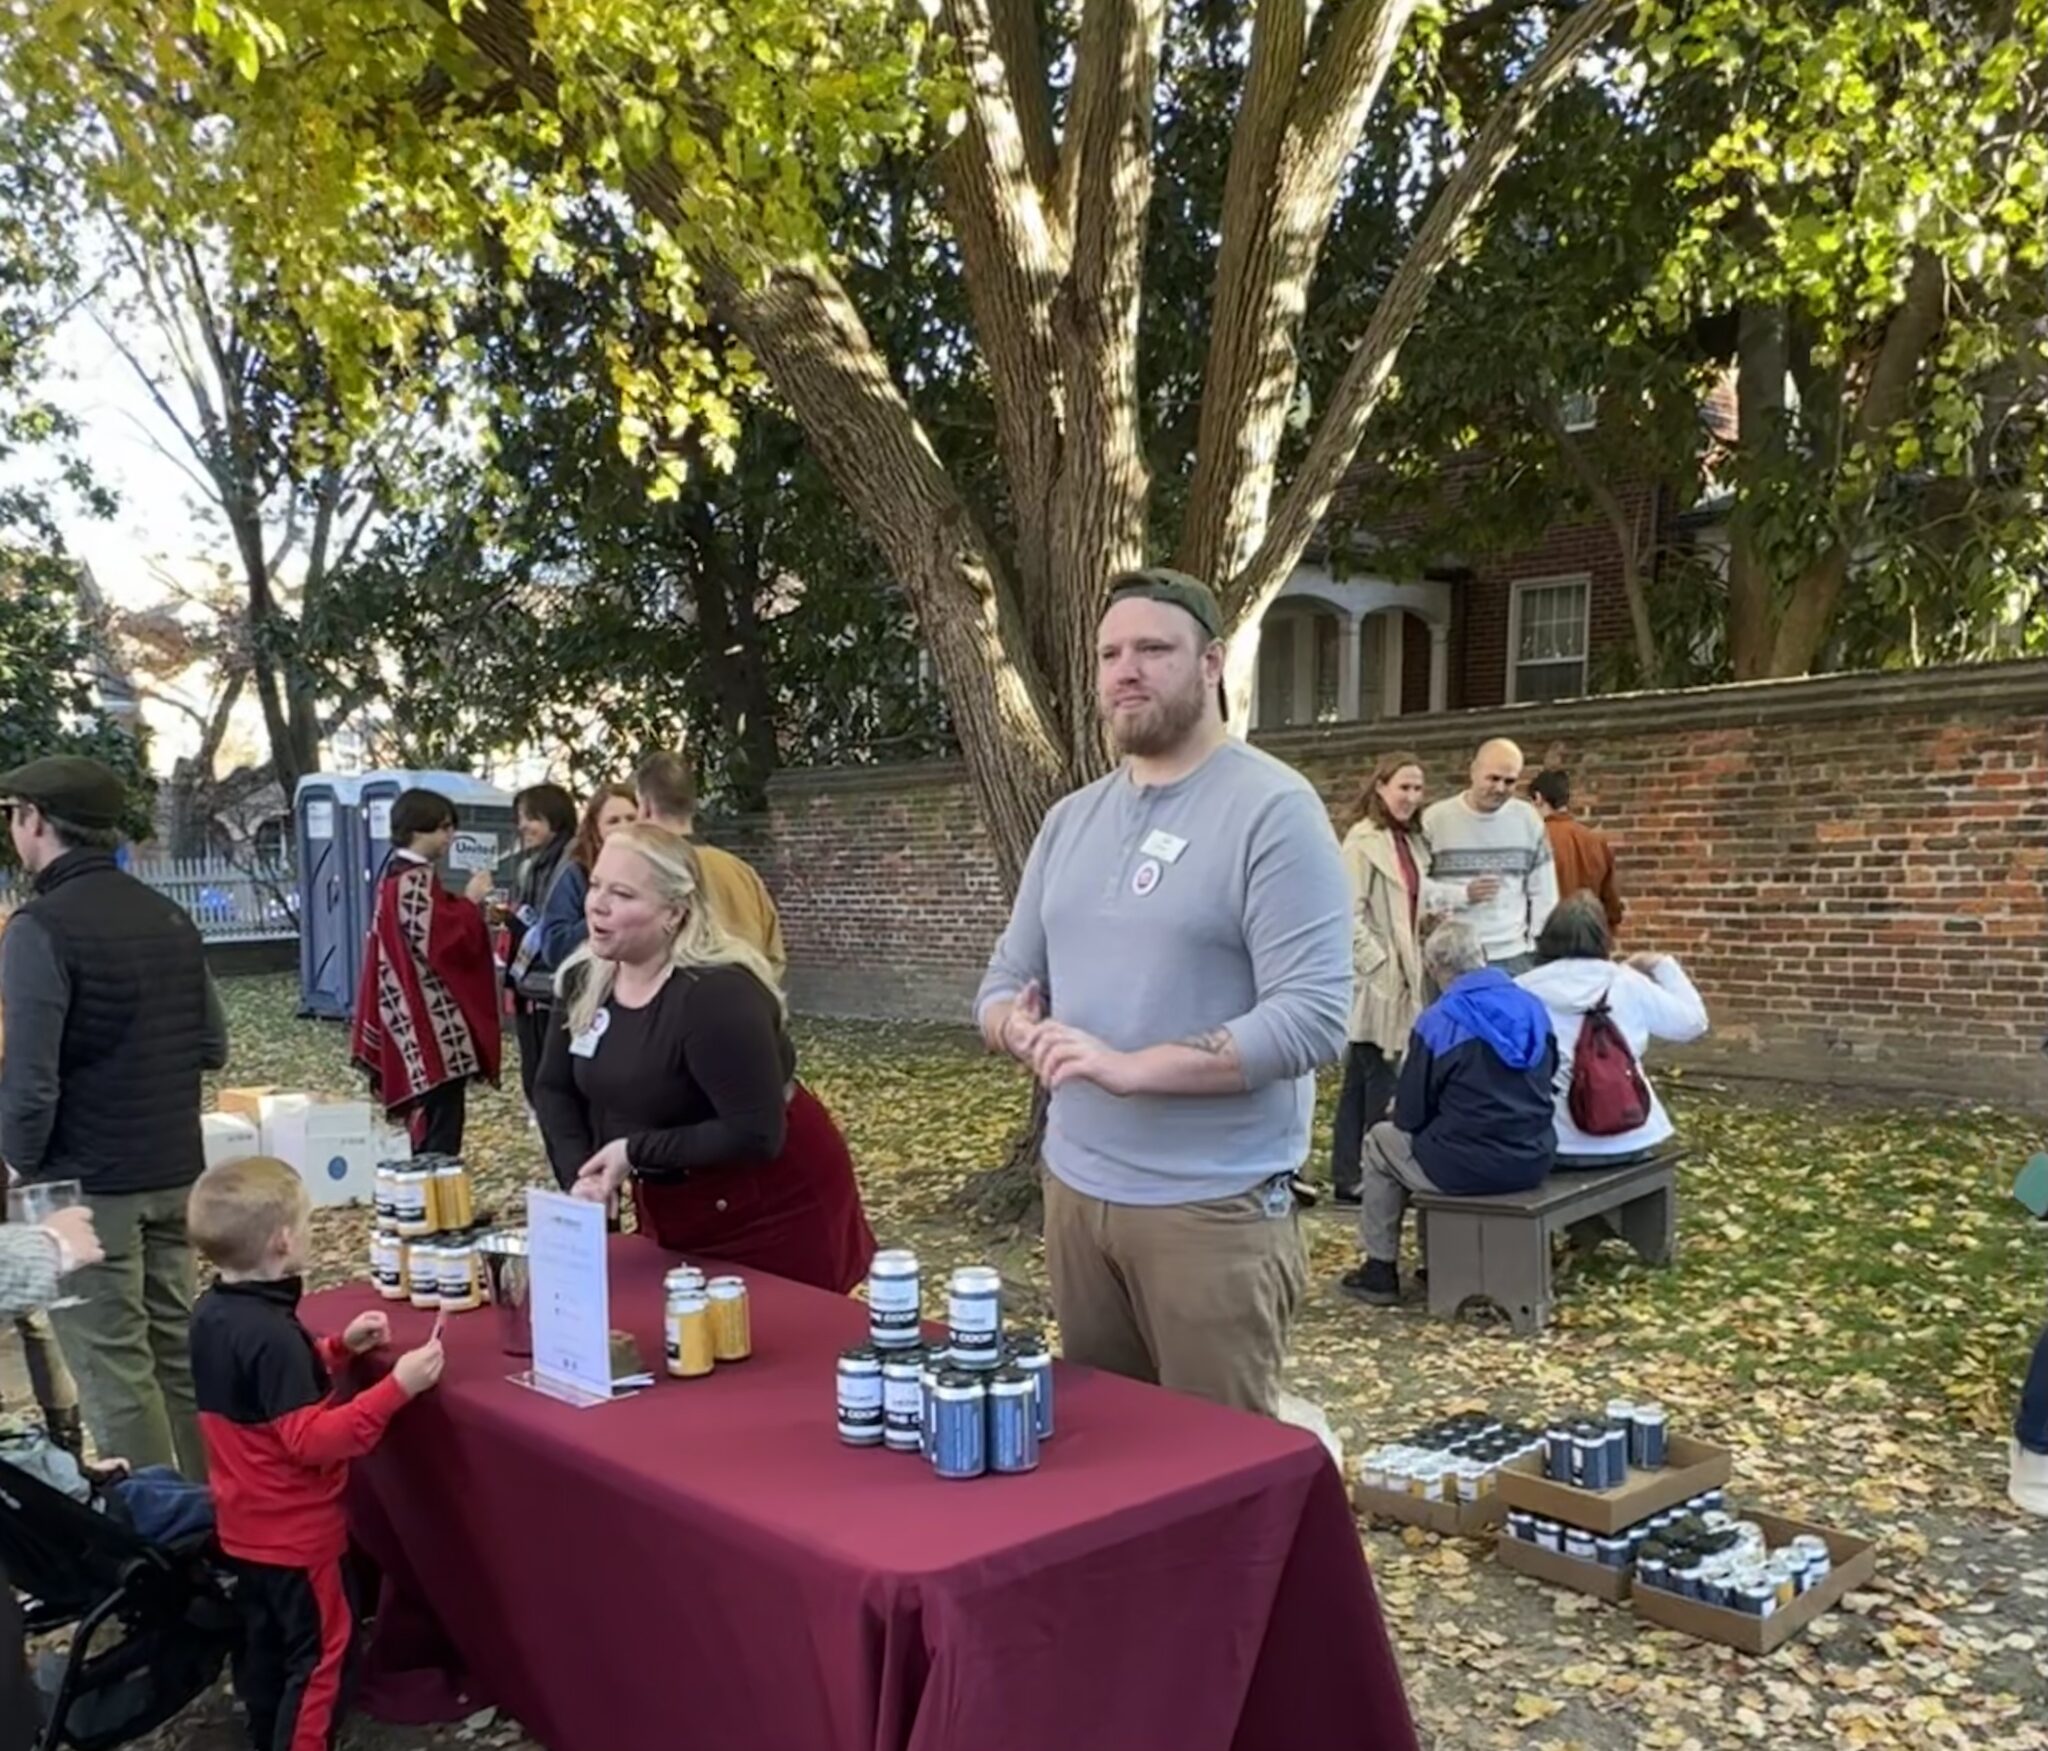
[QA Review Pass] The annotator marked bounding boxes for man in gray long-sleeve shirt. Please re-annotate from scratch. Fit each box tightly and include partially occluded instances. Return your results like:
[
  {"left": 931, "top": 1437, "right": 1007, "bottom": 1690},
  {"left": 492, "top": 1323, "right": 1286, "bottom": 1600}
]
[{"left": 976, "top": 570, "right": 1350, "bottom": 1416}]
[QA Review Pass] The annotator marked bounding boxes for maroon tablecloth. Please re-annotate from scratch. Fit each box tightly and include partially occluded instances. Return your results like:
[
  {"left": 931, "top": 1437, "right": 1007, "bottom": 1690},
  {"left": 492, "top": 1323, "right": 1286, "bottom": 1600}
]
[{"left": 302, "top": 1239, "right": 1416, "bottom": 1751}]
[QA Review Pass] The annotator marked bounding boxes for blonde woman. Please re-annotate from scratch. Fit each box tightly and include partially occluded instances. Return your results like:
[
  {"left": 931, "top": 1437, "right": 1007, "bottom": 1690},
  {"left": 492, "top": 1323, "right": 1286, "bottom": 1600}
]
[
  {"left": 534, "top": 824, "right": 874, "bottom": 1292},
  {"left": 1332, "top": 751, "right": 1432, "bottom": 1206}
]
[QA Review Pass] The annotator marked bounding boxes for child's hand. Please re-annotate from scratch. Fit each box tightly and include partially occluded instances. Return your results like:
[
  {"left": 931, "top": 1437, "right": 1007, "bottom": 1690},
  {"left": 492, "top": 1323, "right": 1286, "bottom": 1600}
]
[
  {"left": 393, "top": 1337, "right": 446, "bottom": 1398},
  {"left": 342, "top": 1312, "right": 391, "bottom": 1355}
]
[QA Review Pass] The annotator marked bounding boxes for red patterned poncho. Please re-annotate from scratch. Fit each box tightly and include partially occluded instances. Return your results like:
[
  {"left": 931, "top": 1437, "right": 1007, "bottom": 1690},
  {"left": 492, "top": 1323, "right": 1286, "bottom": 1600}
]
[{"left": 350, "top": 859, "right": 502, "bottom": 1114}]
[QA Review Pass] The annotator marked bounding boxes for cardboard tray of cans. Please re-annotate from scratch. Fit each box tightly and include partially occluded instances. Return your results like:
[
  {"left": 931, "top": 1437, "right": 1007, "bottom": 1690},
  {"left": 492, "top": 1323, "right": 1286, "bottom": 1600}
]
[
  {"left": 1630, "top": 1510, "right": 1876, "bottom": 1655},
  {"left": 1497, "top": 1434, "right": 1732, "bottom": 1536},
  {"left": 1494, "top": 1529, "right": 1632, "bottom": 1602},
  {"left": 1353, "top": 1479, "right": 1505, "bottom": 1537}
]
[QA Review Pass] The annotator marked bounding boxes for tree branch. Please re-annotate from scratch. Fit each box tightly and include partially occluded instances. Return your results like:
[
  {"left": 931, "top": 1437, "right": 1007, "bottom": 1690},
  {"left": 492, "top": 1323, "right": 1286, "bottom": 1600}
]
[
  {"left": 1178, "top": 0, "right": 1419, "bottom": 585},
  {"left": 1224, "top": 0, "right": 1634, "bottom": 630},
  {"left": 1767, "top": 249, "right": 1948, "bottom": 675},
  {"left": 1040, "top": 0, "right": 1162, "bottom": 768},
  {"left": 937, "top": 0, "right": 1068, "bottom": 616},
  {"left": 990, "top": 0, "right": 1058, "bottom": 192},
  {"left": 1537, "top": 396, "right": 1657, "bottom": 675},
  {"left": 446, "top": 0, "right": 1069, "bottom": 888}
]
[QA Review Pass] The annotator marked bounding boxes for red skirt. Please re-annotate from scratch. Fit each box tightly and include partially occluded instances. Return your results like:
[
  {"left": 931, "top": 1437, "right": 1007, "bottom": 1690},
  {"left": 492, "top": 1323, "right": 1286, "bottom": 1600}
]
[{"left": 632, "top": 1084, "right": 877, "bottom": 1294}]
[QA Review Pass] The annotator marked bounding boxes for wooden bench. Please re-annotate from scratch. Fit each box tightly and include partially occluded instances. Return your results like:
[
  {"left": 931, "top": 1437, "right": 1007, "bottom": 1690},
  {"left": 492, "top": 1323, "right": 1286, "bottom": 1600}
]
[{"left": 1412, "top": 1151, "right": 1683, "bottom": 1336}]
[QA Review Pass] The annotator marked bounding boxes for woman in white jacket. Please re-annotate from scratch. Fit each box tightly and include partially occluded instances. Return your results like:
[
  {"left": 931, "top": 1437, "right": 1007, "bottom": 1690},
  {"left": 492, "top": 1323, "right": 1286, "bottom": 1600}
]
[
  {"left": 1332, "top": 752, "right": 1432, "bottom": 1205},
  {"left": 1517, "top": 894, "right": 1708, "bottom": 1161}
]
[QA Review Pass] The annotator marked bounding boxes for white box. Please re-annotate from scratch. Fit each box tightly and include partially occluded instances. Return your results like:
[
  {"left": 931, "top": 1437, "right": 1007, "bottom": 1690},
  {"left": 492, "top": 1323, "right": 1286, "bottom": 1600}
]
[
  {"left": 289, "top": 1102, "right": 381, "bottom": 1207},
  {"left": 240, "top": 1092, "right": 314, "bottom": 1163},
  {"left": 201, "top": 1113, "right": 259, "bottom": 1170}
]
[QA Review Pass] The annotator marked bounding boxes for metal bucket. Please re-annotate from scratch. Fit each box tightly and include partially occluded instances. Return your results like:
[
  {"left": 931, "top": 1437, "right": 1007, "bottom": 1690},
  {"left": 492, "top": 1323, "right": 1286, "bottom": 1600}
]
[{"left": 475, "top": 1230, "right": 531, "bottom": 1356}]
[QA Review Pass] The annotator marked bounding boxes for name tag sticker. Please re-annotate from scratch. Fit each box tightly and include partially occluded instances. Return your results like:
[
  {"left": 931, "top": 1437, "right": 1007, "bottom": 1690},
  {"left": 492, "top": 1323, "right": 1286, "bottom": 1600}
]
[
  {"left": 1131, "top": 858, "right": 1163, "bottom": 898},
  {"left": 568, "top": 1008, "right": 611, "bottom": 1059},
  {"left": 1140, "top": 829, "right": 1188, "bottom": 863}
]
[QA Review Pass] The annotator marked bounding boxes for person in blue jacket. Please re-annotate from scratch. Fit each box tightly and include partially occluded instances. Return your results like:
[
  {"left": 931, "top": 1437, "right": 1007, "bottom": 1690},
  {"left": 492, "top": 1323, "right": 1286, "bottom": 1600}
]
[
  {"left": 533, "top": 783, "right": 639, "bottom": 981},
  {"left": 1340, "top": 919, "right": 1557, "bottom": 1306}
]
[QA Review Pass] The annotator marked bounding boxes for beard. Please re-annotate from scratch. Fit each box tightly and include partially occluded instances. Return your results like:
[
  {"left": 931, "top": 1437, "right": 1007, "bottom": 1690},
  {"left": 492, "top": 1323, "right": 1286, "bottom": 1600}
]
[{"left": 1107, "top": 675, "right": 1209, "bottom": 757}]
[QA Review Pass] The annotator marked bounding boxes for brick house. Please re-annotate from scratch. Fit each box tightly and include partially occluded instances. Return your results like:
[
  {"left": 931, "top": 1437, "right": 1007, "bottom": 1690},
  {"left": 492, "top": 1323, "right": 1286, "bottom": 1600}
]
[{"left": 1250, "top": 389, "right": 1731, "bottom": 728}]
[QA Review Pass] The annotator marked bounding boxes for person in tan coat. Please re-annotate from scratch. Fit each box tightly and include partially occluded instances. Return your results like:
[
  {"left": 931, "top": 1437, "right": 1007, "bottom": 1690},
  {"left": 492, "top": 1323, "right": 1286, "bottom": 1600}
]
[{"left": 1332, "top": 752, "right": 1433, "bottom": 1206}]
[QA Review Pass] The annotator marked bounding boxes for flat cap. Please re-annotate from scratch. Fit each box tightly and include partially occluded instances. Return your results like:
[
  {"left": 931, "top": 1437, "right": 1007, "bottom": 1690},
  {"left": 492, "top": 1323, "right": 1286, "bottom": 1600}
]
[{"left": 0, "top": 756, "right": 129, "bottom": 831}]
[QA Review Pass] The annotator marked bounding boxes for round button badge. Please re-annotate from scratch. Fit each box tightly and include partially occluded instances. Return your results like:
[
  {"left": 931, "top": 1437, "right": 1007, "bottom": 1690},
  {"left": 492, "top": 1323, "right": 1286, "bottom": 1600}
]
[{"left": 1131, "top": 858, "right": 1162, "bottom": 897}]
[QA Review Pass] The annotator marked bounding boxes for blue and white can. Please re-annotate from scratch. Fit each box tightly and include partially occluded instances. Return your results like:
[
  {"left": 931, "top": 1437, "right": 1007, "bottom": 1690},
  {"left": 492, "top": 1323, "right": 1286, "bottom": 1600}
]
[
  {"left": 1006, "top": 1330, "right": 1054, "bottom": 1440},
  {"left": 836, "top": 1347, "right": 884, "bottom": 1446},
  {"left": 946, "top": 1266, "right": 1003, "bottom": 1369},
  {"left": 1630, "top": 1401, "right": 1667, "bottom": 1468},
  {"left": 868, "top": 1249, "right": 922, "bottom": 1351},
  {"left": 931, "top": 1372, "right": 988, "bottom": 1479},
  {"left": 987, "top": 1368, "right": 1040, "bottom": 1474},
  {"left": 918, "top": 1343, "right": 951, "bottom": 1459},
  {"left": 882, "top": 1357, "right": 924, "bottom": 1452}
]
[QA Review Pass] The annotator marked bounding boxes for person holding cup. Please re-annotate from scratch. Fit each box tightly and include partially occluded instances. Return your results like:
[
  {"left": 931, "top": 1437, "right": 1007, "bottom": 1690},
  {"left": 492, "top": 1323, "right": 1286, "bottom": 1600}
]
[{"left": 0, "top": 755, "right": 228, "bottom": 1479}]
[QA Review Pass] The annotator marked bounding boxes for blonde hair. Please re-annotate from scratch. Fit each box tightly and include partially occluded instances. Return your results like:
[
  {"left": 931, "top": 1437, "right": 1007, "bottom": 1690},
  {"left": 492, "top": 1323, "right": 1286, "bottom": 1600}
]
[
  {"left": 188, "top": 1155, "right": 310, "bottom": 1273},
  {"left": 557, "top": 823, "right": 785, "bottom": 1038}
]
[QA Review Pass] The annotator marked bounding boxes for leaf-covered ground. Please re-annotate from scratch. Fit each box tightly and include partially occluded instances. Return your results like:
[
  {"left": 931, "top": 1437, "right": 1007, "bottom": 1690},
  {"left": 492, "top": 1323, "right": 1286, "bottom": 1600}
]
[{"left": 151, "top": 977, "right": 2048, "bottom": 1749}]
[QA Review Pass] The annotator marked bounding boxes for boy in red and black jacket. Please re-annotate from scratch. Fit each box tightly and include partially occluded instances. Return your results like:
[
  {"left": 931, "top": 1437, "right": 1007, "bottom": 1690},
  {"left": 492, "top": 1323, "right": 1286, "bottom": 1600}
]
[{"left": 187, "top": 1156, "right": 444, "bottom": 1751}]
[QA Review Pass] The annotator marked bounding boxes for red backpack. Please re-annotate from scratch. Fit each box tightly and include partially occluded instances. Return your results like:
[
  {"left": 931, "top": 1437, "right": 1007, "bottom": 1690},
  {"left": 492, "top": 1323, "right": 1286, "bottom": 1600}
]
[{"left": 1568, "top": 988, "right": 1652, "bottom": 1136}]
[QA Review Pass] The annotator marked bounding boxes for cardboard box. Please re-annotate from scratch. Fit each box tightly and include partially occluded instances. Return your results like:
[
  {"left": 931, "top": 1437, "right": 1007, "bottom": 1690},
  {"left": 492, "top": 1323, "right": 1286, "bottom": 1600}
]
[
  {"left": 277, "top": 1101, "right": 380, "bottom": 1207},
  {"left": 1495, "top": 1530, "right": 1633, "bottom": 1602},
  {"left": 215, "top": 1087, "right": 280, "bottom": 1129},
  {"left": 1630, "top": 1510, "right": 1876, "bottom": 1655},
  {"left": 1353, "top": 1478, "right": 1507, "bottom": 1537},
  {"left": 1496, "top": 1435, "right": 1732, "bottom": 1535},
  {"left": 201, "top": 1112, "right": 259, "bottom": 1171}
]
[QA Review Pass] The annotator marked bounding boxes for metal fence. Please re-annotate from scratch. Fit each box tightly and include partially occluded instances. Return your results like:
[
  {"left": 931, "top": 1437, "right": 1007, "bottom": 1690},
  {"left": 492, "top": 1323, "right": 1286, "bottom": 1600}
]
[{"left": 0, "top": 856, "right": 300, "bottom": 943}]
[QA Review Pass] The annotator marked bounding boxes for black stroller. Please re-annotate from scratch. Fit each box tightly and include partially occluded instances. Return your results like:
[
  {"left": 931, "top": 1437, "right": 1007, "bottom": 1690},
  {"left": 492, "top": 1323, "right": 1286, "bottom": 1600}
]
[{"left": 0, "top": 1457, "right": 236, "bottom": 1751}]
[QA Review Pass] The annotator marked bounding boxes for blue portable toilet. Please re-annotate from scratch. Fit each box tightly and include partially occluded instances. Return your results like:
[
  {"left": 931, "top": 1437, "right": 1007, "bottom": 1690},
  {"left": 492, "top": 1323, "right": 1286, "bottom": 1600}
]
[
  {"left": 295, "top": 770, "right": 520, "bottom": 1020},
  {"left": 357, "top": 771, "right": 519, "bottom": 896},
  {"left": 294, "top": 773, "right": 373, "bottom": 1020}
]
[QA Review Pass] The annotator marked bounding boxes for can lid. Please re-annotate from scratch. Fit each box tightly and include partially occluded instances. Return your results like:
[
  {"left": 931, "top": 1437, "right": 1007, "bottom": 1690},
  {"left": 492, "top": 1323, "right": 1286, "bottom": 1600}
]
[
  {"left": 706, "top": 1274, "right": 745, "bottom": 1289},
  {"left": 839, "top": 1346, "right": 881, "bottom": 1366},
  {"left": 935, "top": 1370, "right": 987, "bottom": 1392},
  {"left": 871, "top": 1249, "right": 919, "bottom": 1272},
  {"left": 706, "top": 1281, "right": 746, "bottom": 1300},
  {"left": 881, "top": 1356, "right": 922, "bottom": 1375},
  {"left": 949, "top": 1265, "right": 1002, "bottom": 1290}
]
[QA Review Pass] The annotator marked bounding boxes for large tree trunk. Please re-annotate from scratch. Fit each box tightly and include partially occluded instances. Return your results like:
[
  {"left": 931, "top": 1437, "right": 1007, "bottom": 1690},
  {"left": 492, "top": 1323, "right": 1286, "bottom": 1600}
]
[{"left": 1218, "top": 0, "right": 1634, "bottom": 717}]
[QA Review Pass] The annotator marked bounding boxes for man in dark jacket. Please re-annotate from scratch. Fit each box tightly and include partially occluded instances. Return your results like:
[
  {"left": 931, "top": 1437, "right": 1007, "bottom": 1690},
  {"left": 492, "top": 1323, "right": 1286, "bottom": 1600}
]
[
  {"left": 1340, "top": 920, "right": 1557, "bottom": 1306},
  {"left": 0, "top": 756, "right": 228, "bottom": 1475}
]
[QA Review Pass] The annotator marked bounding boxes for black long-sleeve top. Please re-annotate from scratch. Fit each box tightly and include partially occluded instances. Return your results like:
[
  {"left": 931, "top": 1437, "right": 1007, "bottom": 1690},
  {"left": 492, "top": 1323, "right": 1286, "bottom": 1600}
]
[{"left": 533, "top": 965, "right": 795, "bottom": 1182}]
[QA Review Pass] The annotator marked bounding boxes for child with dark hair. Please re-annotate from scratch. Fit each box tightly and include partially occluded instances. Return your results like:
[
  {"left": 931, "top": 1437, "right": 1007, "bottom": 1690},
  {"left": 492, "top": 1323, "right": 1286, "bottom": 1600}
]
[{"left": 349, "top": 789, "right": 501, "bottom": 1155}]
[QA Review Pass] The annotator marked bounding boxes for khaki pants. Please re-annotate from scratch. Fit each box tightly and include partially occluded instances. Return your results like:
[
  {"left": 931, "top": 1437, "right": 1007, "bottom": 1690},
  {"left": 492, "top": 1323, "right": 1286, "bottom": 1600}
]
[
  {"left": 48, "top": 1185, "right": 206, "bottom": 1478},
  {"left": 1356, "top": 1121, "right": 1435, "bottom": 1262},
  {"left": 13, "top": 1311, "right": 77, "bottom": 1418},
  {"left": 1042, "top": 1170, "right": 1305, "bottom": 1417}
]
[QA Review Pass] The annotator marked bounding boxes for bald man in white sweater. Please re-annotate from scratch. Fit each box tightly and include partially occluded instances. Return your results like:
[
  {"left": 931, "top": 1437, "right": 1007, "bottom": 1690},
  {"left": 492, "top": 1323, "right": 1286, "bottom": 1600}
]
[{"left": 1420, "top": 739, "right": 1559, "bottom": 975}]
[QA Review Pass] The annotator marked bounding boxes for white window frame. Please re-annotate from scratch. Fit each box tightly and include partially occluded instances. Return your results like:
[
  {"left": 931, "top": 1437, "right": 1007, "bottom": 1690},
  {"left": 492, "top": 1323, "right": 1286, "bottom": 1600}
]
[{"left": 1505, "top": 574, "right": 1592, "bottom": 705}]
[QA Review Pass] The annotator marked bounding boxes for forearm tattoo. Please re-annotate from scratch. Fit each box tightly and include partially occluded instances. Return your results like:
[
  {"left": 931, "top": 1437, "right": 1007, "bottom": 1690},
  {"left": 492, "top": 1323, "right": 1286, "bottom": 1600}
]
[{"left": 1178, "top": 1029, "right": 1233, "bottom": 1056}]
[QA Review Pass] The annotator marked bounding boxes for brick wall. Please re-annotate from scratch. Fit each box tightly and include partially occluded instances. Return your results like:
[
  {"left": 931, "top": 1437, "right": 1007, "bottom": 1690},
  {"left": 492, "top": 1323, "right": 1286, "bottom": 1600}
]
[
  {"left": 1457, "top": 484, "right": 1658, "bottom": 710},
  {"left": 707, "top": 661, "right": 2048, "bottom": 1106}
]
